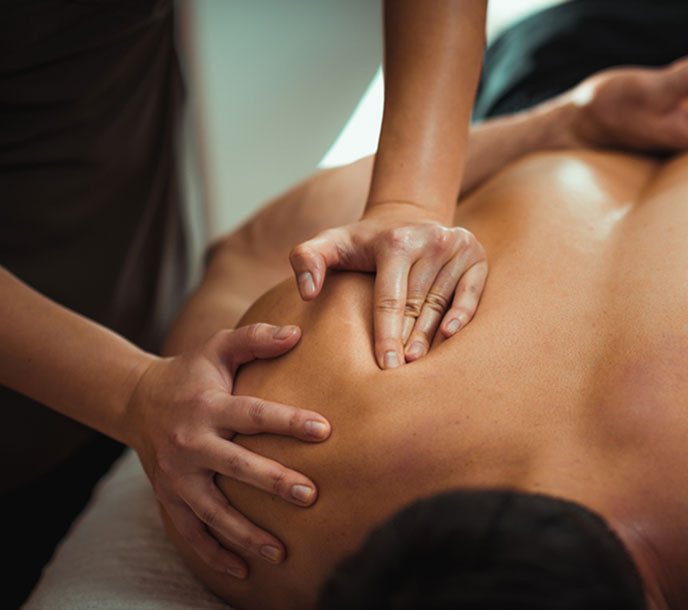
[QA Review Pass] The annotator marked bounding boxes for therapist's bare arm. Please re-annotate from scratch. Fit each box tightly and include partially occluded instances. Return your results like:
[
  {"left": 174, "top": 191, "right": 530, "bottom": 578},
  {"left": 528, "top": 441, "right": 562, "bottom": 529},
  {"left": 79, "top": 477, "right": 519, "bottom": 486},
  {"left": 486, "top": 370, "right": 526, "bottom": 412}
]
[
  {"left": 0, "top": 266, "right": 330, "bottom": 578},
  {"left": 368, "top": 0, "right": 486, "bottom": 221},
  {"left": 290, "top": 0, "right": 488, "bottom": 370}
]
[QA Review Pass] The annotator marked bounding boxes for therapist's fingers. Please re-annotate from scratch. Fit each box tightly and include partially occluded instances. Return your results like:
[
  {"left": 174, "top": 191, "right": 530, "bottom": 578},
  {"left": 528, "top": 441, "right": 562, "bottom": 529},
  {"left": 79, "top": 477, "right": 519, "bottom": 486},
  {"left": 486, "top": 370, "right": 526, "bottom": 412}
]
[
  {"left": 163, "top": 497, "right": 250, "bottom": 577},
  {"left": 205, "top": 437, "right": 318, "bottom": 507},
  {"left": 183, "top": 477, "right": 287, "bottom": 569},
  {"left": 401, "top": 257, "right": 445, "bottom": 345},
  {"left": 212, "top": 323, "right": 302, "bottom": 377},
  {"left": 373, "top": 252, "right": 412, "bottom": 370},
  {"left": 289, "top": 227, "right": 354, "bottom": 300},
  {"left": 225, "top": 395, "right": 331, "bottom": 441},
  {"left": 404, "top": 233, "right": 488, "bottom": 360},
  {"left": 440, "top": 258, "right": 489, "bottom": 338},
  {"left": 403, "top": 265, "right": 455, "bottom": 362}
]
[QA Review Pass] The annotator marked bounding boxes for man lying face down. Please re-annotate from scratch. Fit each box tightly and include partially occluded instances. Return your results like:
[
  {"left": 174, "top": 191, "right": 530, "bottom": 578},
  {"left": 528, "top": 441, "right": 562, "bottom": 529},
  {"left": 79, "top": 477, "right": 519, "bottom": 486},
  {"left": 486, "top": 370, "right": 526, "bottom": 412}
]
[
  {"left": 160, "top": 8, "right": 688, "bottom": 609},
  {"left": 161, "top": 60, "right": 688, "bottom": 609}
]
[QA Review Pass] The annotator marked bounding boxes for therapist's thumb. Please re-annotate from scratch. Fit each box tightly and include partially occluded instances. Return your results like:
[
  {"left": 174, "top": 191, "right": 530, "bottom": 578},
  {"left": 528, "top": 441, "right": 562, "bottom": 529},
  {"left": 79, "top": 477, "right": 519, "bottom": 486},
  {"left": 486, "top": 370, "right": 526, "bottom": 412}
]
[
  {"left": 210, "top": 324, "right": 302, "bottom": 375},
  {"left": 290, "top": 228, "right": 348, "bottom": 301}
]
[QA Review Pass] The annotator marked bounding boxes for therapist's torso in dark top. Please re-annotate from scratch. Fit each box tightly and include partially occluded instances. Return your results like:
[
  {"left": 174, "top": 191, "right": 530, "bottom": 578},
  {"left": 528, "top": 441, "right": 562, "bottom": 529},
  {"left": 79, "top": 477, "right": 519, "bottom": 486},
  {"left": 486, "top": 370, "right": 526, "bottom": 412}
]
[{"left": 0, "top": 0, "right": 187, "bottom": 490}]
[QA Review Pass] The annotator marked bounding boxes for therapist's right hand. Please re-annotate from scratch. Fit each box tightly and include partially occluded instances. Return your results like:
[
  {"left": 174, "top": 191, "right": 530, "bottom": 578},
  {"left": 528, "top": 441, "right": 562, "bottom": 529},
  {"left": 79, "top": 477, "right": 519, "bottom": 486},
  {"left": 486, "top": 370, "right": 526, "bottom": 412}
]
[{"left": 123, "top": 323, "right": 331, "bottom": 579}]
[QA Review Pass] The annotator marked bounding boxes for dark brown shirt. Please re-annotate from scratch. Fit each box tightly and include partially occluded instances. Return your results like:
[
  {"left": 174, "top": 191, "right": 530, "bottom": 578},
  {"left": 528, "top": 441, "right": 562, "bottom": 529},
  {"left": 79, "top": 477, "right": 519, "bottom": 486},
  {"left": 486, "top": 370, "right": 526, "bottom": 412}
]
[{"left": 0, "top": 0, "right": 187, "bottom": 488}]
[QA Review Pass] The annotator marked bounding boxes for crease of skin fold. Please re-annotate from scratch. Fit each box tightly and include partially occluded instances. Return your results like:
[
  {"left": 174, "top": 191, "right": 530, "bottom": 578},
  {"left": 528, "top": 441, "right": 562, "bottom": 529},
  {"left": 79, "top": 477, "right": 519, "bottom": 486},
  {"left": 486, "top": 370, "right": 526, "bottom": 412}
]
[{"left": 615, "top": 517, "right": 673, "bottom": 610}]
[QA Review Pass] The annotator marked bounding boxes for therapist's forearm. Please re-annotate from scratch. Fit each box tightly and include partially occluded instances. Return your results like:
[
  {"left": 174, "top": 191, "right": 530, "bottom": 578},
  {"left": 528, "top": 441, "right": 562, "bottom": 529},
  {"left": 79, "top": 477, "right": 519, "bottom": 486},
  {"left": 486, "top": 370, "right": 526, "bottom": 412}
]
[
  {"left": 0, "top": 266, "right": 154, "bottom": 443},
  {"left": 367, "top": 0, "right": 487, "bottom": 224}
]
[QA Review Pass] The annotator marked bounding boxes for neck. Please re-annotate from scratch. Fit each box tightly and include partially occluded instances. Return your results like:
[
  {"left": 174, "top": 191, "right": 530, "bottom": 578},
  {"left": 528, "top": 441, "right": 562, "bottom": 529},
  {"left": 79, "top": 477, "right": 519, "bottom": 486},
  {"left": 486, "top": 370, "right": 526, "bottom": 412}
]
[
  {"left": 510, "top": 447, "right": 679, "bottom": 610},
  {"left": 543, "top": 466, "right": 681, "bottom": 610}
]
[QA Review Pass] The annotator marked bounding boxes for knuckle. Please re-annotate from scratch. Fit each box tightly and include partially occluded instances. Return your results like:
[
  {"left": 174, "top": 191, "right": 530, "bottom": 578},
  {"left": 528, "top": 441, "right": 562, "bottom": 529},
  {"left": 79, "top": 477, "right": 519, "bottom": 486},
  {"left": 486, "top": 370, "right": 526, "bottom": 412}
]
[
  {"left": 287, "top": 409, "right": 302, "bottom": 434},
  {"left": 456, "top": 232, "right": 472, "bottom": 253},
  {"left": 191, "top": 391, "right": 217, "bottom": 417},
  {"left": 289, "top": 242, "right": 309, "bottom": 263},
  {"left": 235, "top": 532, "right": 256, "bottom": 553},
  {"left": 424, "top": 291, "right": 450, "bottom": 314},
  {"left": 169, "top": 428, "right": 193, "bottom": 452},
  {"left": 270, "top": 469, "right": 288, "bottom": 495},
  {"left": 466, "top": 282, "right": 482, "bottom": 298},
  {"left": 197, "top": 502, "right": 222, "bottom": 529},
  {"left": 404, "top": 295, "right": 424, "bottom": 318},
  {"left": 248, "top": 400, "right": 266, "bottom": 426},
  {"left": 429, "top": 224, "right": 445, "bottom": 240},
  {"left": 452, "top": 307, "right": 474, "bottom": 323},
  {"left": 227, "top": 453, "right": 248, "bottom": 478},
  {"left": 182, "top": 523, "right": 208, "bottom": 549},
  {"left": 385, "top": 227, "right": 412, "bottom": 252},
  {"left": 451, "top": 228, "right": 474, "bottom": 252},
  {"left": 375, "top": 297, "right": 405, "bottom": 315},
  {"left": 376, "top": 337, "right": 400, "bottom": 354},
  {"left": 457, "top": 280, "right": 482, "bottom": 301},
  {"left": 245, "top": 323, "right": 266, "bottom": 344},
  {"left": 475, "top": 241, "right": 487, "bottom": 261},
  {"left": 429, "top": 226, "right": 450, "bottom": 254}
]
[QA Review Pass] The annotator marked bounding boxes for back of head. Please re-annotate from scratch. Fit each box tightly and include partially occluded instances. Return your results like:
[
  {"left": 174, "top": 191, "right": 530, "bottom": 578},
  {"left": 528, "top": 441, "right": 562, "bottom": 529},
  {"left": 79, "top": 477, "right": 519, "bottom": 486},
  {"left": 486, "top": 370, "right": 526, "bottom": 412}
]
[{"left": 318, "top": 489, "right": 646, "bottom": 610}]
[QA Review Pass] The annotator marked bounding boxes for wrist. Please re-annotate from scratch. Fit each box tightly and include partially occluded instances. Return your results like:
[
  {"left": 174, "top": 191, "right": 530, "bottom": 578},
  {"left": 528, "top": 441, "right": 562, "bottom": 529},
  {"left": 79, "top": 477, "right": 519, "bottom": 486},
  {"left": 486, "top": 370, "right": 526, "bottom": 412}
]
[
  {"left": 119, "top": 351, "right": 161, "bottom": 448},
  {"left": 363, "top": 199, "right": 452, "bottom": 226}
]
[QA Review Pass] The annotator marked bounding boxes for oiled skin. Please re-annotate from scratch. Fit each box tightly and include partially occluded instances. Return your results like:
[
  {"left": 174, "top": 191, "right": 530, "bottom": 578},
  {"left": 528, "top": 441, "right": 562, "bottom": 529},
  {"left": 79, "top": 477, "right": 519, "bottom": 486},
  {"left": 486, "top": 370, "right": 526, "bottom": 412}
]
[{"left": 165, "top": 150, "right": 688, "bottom": 610}]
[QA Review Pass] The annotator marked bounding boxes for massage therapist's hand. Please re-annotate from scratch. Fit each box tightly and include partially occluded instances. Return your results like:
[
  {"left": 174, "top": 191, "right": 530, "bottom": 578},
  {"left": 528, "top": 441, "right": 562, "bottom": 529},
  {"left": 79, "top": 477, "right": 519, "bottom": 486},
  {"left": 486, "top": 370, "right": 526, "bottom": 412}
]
[
  {"left": 289, "top": 204, "right": 488, "bottom": 369},
  {"left": 569, "top": 56, "right": 688, "bottom": 152},
  {"left": 123, "top": 323, "right": 331, "bottom": 578}
]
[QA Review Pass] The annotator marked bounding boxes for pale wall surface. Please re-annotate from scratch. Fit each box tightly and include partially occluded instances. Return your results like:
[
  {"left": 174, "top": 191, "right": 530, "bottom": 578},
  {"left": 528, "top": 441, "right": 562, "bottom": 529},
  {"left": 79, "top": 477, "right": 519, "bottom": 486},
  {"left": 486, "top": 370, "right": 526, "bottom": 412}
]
[{"left": 183, "top": 0, "right": 382, "bottom": 242}]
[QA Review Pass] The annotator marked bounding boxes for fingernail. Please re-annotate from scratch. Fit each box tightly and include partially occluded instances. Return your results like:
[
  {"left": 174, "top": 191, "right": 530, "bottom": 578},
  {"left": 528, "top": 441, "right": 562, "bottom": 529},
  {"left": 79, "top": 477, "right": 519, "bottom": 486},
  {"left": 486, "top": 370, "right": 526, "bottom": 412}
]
[
  {"left": 291, "top": 484, "right": 314, "bottom": 504},
  {"left": 384, "top": 351, "right": 400, "bottom": 369},
  {"left": 298, "top": 272, "right": 315, "bottom": 298},
  {"left": 226, "top": 566, "right": 247, "bottom": 579},
  {"left": 273, "top": 325, "right": 297, "bottom": 340},
  {"left": 446, "top": 319, "right": 461, "bottom": 335},
  {"left": 260, "top": 545, "right": 283, "bottom": 563},
  {"left": 406, "top": 342, "right": 425, "bottom": 359},
  {"left": 304, "top": 420, "right": 329, "bottom": 439}
]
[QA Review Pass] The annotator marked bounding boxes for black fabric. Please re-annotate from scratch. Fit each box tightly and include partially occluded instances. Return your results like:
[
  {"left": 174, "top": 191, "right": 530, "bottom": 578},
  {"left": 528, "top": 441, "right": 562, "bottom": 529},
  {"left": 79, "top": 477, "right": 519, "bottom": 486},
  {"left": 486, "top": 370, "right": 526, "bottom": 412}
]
[
  {"left": 0, "top": 1, "right": 186, "bottom": 485},
  {"left": 0, "top": 1, "right": 186, "bottom": 606},
  {"left": 2, "top": 434, "right": 125, "bottom": 609},
  {"left": 474, "top": 0, "right": 688, "bottom": 121},
  {"left": 0, "top": 0, "right": 187, "bottom": 352}
]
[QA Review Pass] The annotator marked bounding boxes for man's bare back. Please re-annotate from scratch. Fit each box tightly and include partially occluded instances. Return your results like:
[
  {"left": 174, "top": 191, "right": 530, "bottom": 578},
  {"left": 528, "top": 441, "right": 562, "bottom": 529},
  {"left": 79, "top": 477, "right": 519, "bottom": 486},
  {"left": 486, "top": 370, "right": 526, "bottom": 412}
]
[{"left": 163, "top": 149, "right": 688, "bottom": 610}]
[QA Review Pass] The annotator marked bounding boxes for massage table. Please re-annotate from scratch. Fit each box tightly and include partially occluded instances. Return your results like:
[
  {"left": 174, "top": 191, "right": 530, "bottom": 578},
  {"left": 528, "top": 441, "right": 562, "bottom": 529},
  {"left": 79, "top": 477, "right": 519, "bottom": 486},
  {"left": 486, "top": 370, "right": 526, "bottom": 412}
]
[{"left": 22, "top": 450, "right": 232, "bottom": 610}]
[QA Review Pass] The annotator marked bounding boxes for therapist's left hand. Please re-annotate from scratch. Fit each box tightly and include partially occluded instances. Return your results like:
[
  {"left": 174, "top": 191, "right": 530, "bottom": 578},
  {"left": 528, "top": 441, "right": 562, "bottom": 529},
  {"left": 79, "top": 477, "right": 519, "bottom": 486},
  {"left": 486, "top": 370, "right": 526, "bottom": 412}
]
[
  {"left": 125, "top": 324, "right": 330, "bottom": 578},
  {"left": 289, "top": 204, "right": 487, "bottom": 369}
]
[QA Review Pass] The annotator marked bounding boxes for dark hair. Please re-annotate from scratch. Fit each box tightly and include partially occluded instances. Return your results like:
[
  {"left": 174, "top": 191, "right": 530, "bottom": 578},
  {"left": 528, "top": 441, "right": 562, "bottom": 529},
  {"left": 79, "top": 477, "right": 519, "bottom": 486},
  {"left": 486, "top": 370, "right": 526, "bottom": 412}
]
[{"left": 317, "top": 489, "right": 647, "bottom": 610}]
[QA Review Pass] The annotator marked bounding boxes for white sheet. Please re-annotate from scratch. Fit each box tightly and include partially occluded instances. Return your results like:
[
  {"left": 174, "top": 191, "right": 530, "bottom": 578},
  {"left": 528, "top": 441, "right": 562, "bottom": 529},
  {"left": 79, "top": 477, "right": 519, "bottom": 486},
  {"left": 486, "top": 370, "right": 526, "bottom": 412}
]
[{"left": 22, "top": 449, "right": 233, "bottom": 610}]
